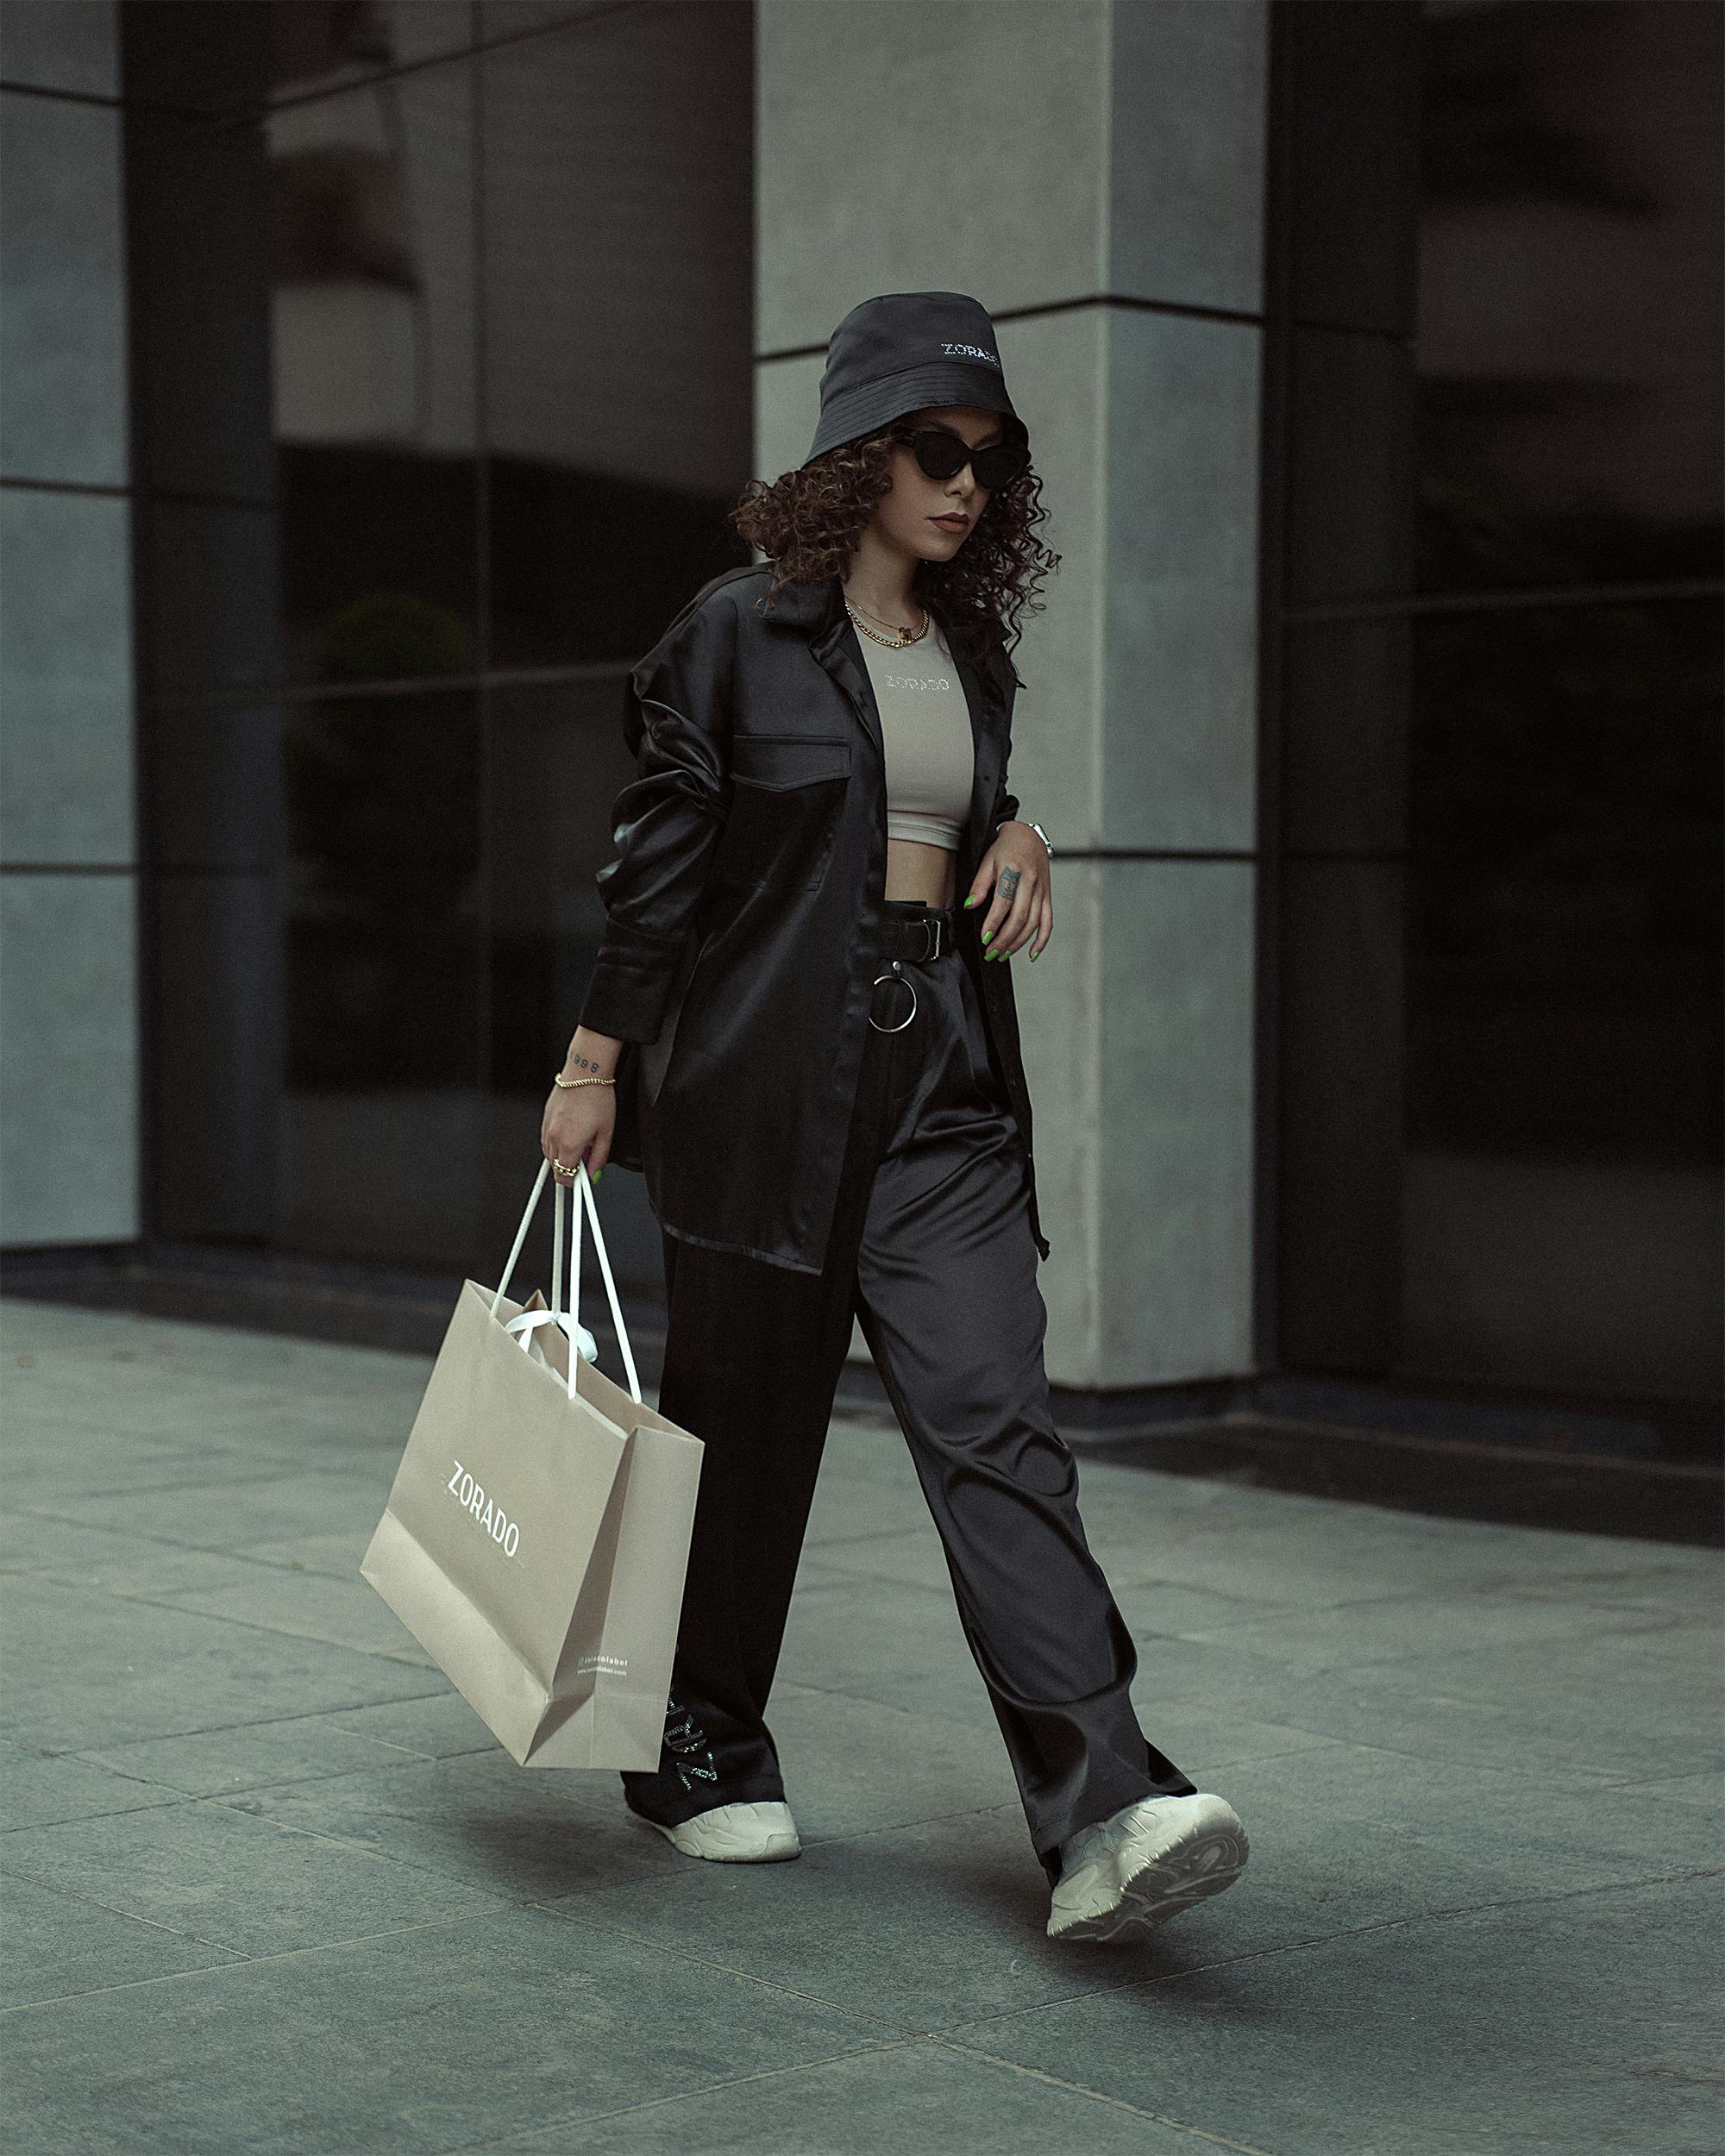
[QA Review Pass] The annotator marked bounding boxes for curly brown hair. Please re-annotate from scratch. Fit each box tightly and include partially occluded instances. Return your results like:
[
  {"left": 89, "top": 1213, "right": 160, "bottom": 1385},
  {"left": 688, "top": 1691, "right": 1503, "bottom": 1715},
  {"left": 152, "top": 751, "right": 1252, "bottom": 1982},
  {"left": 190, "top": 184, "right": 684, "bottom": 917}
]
[{"left": 728, "top": 417, "right": 1061, "bottom": 680}]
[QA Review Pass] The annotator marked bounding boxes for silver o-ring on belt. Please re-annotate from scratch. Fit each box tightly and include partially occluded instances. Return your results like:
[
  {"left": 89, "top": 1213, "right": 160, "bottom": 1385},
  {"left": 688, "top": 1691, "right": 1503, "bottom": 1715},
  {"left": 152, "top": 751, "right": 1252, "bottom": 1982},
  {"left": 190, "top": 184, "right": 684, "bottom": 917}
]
[
  {"left": 869, "top": 958, "right": 917, "bottom": 1033},
  {"left": 868, "top": 907, "right": 950, "bottom": 1033}
]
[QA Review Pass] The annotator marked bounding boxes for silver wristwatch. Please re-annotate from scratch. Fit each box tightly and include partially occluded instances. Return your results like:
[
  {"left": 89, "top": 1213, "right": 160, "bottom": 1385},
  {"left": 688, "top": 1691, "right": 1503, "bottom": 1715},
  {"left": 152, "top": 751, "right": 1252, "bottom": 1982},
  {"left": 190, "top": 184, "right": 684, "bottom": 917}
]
[{"left": 997, "top": 815, "right": 1052, "bottom": 859}]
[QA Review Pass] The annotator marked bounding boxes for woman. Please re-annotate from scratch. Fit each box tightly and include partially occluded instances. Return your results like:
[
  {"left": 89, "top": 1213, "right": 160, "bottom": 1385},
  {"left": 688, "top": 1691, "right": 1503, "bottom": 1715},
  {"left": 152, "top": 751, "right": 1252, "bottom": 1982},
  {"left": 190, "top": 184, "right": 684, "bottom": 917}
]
[{"left": 542, "top": 292, "right": 1248, "bottom": 1943}]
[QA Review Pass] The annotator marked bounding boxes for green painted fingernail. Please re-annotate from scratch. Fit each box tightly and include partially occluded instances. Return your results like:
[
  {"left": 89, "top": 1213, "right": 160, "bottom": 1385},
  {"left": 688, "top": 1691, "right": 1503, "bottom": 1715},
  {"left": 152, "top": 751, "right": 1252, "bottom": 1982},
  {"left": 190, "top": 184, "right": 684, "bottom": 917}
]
[
  {"left": 964, "top": 894, "right": 977, "bottom": 908},
  {"left": 981, "top": 928, "right": 992, "bottom": 943}
]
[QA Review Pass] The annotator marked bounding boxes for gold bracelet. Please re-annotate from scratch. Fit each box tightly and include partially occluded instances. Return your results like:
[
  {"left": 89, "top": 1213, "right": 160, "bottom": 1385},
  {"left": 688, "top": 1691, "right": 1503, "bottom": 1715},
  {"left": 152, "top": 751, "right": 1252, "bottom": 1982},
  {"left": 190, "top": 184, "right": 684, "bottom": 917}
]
[{"left": 553, "top": 1073, "right": 617, "bottom": 1088}]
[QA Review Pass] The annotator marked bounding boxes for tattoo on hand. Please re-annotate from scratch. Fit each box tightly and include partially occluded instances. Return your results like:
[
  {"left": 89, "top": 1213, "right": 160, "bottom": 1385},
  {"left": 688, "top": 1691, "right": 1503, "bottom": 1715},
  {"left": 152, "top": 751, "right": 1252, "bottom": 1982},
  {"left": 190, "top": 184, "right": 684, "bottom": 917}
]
[
  {"left": 998, "top": 867, "right": 1021, "bottom": 902},
  {"left": 567, "top": 1052, "right": 605, "bottom": 1075}
]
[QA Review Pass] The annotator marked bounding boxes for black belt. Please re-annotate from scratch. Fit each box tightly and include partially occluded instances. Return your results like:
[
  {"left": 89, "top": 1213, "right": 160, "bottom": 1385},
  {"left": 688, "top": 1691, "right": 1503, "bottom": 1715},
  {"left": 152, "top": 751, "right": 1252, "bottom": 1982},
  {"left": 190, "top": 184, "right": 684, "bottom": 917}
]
[
  {"left": 874, "top": 905, "right": 956, "bottom": 965},
  {"left": 869, "top": 906, "right": 955, "bottom": 1033}
]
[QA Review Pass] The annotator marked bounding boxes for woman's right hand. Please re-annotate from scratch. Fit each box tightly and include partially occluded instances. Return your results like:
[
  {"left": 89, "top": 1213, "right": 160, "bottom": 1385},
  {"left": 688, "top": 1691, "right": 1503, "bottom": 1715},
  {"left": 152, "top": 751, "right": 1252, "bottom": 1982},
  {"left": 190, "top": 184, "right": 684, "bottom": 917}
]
[{"left": 541, "top": 1028, "right": 623, "bottom": 1183}]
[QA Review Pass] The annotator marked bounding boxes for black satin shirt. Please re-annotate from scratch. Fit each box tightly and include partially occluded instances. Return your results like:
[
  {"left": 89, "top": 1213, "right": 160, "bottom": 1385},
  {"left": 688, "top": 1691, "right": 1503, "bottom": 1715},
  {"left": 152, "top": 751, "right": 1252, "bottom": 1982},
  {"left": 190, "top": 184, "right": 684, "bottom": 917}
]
[{"left": 579, "top": 562, "right": 1047, "bottom": 1275}]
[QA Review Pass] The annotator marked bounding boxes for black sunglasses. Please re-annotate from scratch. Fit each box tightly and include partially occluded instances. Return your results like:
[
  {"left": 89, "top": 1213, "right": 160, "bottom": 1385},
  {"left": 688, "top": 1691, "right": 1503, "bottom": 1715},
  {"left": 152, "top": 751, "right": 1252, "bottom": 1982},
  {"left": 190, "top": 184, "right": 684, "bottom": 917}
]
[{"left": 891, "top": 426, "right": 1029, "bottom": 494}]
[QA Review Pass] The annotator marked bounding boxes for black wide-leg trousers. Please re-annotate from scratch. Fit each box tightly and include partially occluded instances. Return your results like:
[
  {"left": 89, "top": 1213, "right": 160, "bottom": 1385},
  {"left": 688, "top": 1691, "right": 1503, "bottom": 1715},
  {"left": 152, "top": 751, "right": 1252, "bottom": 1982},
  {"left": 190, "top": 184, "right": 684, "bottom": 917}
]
[{"left": 621, "top": 899, "right": 1197, "bottom": 1885}]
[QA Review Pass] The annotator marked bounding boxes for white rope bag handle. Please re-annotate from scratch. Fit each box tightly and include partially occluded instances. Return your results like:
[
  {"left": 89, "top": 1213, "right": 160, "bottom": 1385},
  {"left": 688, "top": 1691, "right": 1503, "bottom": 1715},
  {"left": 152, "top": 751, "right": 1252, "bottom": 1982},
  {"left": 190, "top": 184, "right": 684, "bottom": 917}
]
[{"left": 489, "top": 1157, "right": 642, "bottom": 1405}]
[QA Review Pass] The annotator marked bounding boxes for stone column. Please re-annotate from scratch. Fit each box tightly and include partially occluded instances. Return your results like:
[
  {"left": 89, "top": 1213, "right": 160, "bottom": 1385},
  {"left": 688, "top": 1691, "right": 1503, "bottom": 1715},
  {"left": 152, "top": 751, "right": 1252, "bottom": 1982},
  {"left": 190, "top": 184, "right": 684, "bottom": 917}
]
[{"left": 756, "top": 0, "right": 1268, "bottom": 1387}]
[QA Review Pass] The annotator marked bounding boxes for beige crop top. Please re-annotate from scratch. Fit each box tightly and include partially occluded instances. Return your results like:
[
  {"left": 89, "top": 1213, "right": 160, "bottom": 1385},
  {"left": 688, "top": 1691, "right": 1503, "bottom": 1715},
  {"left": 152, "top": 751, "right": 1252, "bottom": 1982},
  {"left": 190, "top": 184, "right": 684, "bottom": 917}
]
[{"left": 853, "top": 613, "right": 974, "bottom": 851}]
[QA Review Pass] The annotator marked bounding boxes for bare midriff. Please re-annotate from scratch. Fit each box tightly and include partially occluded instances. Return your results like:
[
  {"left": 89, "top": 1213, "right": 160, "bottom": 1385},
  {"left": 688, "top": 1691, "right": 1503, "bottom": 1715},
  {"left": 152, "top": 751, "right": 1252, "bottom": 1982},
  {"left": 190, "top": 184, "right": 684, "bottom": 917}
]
[{"left": 884, "top": 835, "right": 958, "bottom": 910}]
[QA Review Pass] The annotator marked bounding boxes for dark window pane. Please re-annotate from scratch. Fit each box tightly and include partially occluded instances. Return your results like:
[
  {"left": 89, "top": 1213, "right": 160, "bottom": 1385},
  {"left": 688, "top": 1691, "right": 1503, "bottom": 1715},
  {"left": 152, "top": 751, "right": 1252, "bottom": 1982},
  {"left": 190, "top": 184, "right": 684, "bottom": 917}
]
[
  {"left": 1272, "top": 0, "right": 1724, "bottom": 1407},
  {"left": 480, "top": 1, "right": 754, "bottom": 668},
  {"left": 267, "top": 0, "right": 474, "bottom": 97},
  {"left": 1278, "top": 859, "right": 1408, "bottom": 1374},
  {"left": 1399, "top": 595, "right": 1722, "bottom": 1403},
  {"left": 1415, "top": 1, "right": 1724, "bottom": 593},
  {"left": 1282, "top": 617, "right": 1410, "bottom": 856},
  {"left": 1408, "top": 597, "right": 1722, "bottom": 1168},
  {"left": 486, "top": 670, "right": 635, "bottom": 1100},
  {"left": 1288, "top": 324, "right": 1415, "bottom": 605},
  {"left": 279, "top": 684, "right": 486, "bottom": 1267},
  {"left": 484, "top": 671, "right": 666, "bottom": 1306},
  {"left": 144, "top": 501, "right": 282, "bottom": 701},
  {"left": 284, "top": 685, "right": 482, "bottom": 1094},
  {"left": 1285, "top": 0, "right": 1420, "bottom": 336},
  {"left": 268, "top": 50, "right": 479, "bottom": 684}
]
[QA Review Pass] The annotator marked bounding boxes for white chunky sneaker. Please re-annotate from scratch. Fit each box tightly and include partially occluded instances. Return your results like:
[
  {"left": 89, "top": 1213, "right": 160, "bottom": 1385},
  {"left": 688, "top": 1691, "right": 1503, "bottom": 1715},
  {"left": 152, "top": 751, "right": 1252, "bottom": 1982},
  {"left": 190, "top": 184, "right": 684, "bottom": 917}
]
[
  {"left": 643, "top": 1799, "right": 802, "bottom": 1863},
  {"left": 1047, "top": 1792, "right": 1248, "bottom": 1942}
]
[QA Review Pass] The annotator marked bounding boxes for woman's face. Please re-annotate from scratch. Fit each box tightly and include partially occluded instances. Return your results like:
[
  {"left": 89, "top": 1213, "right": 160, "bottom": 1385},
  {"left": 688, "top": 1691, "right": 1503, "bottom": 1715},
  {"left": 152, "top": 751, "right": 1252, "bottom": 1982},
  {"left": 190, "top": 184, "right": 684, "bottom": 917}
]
[{"left": 872, "top": 404, "right": 1005, "bottom": 562}]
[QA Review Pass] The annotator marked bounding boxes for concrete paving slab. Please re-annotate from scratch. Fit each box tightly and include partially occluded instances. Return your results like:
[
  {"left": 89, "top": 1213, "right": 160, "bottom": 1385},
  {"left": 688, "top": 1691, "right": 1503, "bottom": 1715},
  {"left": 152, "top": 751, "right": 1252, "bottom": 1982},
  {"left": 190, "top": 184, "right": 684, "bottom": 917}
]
[
  {"left": 945, "top": 1871, "right": 1725, "bottom": 2156},
  {"left": 801, "top": 1465, "right": 940, "bottom": 1545},
  {"left": 0, "top": 1737, "right": 187, "bottom": 1832},
  {"left": 3, "top": 1430, "right": 291, "bottom": 1505},
  {"left": 24, "top": 1466, "right": 394, "bottom": 1552},
  {"left": 662, "top": 1682, "right": 1028, "bottom": 1841},
  {"left": 775, "top": 1571, "right": 995, "bottom": 1717},
  {"left": 1169, "top": 1583, "right": 1678, "bottom": 1675},
  {"left": 1179, "top": 1739, "right": 1720, "bottom": 1936},
  {"left": 315, "top": 1688, "right": 523, "bottom": 1762},
  {"left": 0, "top": 1508, "right": 282, "bottom": 1597},
  {"left": 0, "top": 1783, "right": 507, "bottom": 1954},
  {"left": 1161, "top": 1510, "right": 1722, "bottom": 1604},
  {"left": 213, "top": 1749, "right": 679, "bottom": 1907},
  {"left": 1485, "top": 1554, "right": 1725, "bottom": 1615},
  {"left": 0, "top": 1908, "right": 888, "bottom": 2156},
  {"left": 790, "top": 1522, "right": 954, "bottom": 1593},
  {"left": 0, "top": 1869, "right": 248, "bottom": 2009},
  {"left": 482, "top": 2036, "right": 1213, "bottom": 2154},
  {"left": 1631, "top": 1769, "right": 1724, "bottom": 1810},
  {"left": 4, "top": 1571, "right": 441, "bottom": 1751},
  {"left": 72, "top": 1701, "right": 467, "bottom": 1798},
  {"left": 1222, "top": 1648, "right": 1725, "bottom": 1790},
  {"left": 226, "top": 1525, "right": 379, "bottom": 1577},
  {"left": 1121, "top": 1705, "right": 1346, "bottom": 1777},
  {"left": 540, "top": 1800, "right": 1149, "bottom": 2034},
  {"left": 149, "top": 1564, "right": 438, "bottom": 1666}
]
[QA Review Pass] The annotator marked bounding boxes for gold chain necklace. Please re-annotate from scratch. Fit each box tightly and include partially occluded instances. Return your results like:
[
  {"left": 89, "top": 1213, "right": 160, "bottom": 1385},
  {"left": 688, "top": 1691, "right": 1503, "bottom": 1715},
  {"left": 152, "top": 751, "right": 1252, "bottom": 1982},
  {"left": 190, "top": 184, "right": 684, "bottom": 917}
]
[{"left": 845, "top": 599, "right": 930, "bottom": 649}]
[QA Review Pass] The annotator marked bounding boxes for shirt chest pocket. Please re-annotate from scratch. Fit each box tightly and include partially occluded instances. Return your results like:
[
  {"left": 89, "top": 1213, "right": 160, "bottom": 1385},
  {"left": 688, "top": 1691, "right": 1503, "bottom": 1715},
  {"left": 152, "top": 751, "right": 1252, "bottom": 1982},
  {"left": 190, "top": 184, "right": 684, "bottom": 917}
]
[{"left": 712, "top": 731, "right": 853, "bottom": 893}]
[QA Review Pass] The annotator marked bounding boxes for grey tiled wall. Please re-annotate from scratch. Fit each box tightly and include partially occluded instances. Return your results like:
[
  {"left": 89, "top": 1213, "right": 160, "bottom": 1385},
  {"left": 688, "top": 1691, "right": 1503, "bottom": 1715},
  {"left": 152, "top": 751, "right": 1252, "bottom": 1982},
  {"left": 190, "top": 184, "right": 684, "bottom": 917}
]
[{"left": 0, "top": 2, "right": 137, "bottom": 1245}]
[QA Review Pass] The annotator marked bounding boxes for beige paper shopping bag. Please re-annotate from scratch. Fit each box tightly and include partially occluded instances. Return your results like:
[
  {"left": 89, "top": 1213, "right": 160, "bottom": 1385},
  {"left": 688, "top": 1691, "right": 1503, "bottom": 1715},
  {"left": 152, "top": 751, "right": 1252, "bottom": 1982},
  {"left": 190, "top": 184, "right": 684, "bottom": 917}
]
[{"left": 361, "top": 1158, "right": 703, "bottom": 1770}]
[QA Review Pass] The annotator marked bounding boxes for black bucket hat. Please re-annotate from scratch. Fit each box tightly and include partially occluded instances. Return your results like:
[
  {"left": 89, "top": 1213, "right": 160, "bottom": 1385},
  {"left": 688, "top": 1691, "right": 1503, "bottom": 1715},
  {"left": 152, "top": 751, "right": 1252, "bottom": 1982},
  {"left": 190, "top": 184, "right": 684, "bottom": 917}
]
[{"left": 802, "top": 291, "right": 1027, "bottom": 467}]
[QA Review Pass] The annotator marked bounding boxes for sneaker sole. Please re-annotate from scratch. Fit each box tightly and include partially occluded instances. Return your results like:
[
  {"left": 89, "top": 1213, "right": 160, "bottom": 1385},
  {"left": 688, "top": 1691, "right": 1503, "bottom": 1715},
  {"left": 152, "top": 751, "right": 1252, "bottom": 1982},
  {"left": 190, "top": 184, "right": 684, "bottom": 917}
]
[
  {"left": 1049, "top": 1819, "right": 1250, "bottom": 1943},
  {"left": 643, "top": 1816, "right": 802, "bottom": 1864}
]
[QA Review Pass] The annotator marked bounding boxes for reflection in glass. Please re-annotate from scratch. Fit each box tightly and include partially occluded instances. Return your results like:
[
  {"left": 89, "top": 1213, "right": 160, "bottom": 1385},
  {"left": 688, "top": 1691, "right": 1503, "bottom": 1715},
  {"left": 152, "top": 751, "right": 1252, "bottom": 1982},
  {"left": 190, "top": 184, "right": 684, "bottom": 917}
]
[
  {"left": 483, "top": 671, "right": 664, "bottom": 1301},
  {"left": 269, "top": 40, "right": 478, "bottom": 681},
  {"left": 486, "top": 672, "right": 637, "bottom": 1098},
  {"left": 280, "top": 686, "right": 486, "bottom": 1267},
  {"left": 1401, "top": 597, "right": 1722, "bottom": 1401},
  {"left": 1408, "top": 598, "right": 1721, "bottom": 1167},
  {"left": 285, "top": 685, "right": 481, "bottom": 1093},
  {"left": 1416, "top": 1, "right": 1723, "bottom": 592},
  {"left": 480, "top": 1, "right": 754, "bottom": 667},
  {"left": 267, "top": 3, "right": 476, "bottom": 104},
  {"left": 1276, "top": 2, "right": 1723, "bottom": 1408}
]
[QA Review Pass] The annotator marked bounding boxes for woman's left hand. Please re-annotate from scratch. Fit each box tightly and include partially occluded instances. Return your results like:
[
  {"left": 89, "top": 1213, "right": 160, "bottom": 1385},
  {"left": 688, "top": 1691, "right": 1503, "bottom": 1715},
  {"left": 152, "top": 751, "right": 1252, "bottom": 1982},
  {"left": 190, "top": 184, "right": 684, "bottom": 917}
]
[{"left": 963, "top": 822, "right": 1052, "bottom": 961}]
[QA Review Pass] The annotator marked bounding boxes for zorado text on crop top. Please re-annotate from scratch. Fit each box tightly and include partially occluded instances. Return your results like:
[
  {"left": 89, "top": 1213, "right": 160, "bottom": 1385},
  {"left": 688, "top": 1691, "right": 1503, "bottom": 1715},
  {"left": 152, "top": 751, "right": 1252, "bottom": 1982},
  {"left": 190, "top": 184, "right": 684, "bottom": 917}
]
[{"left": 851, "top": 613, "right": 974, "bottom": 851}]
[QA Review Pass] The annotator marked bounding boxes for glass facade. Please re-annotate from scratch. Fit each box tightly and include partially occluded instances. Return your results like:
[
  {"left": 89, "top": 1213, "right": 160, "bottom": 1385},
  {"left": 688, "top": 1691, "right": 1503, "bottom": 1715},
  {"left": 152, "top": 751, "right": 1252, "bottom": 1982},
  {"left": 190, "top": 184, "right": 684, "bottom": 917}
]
[
  {"left": 1268, "top": 0, "right": 1722, "bottom": 1407},
  {"left": 127, "top": 0, "right": 754, "bottom": 1298}
]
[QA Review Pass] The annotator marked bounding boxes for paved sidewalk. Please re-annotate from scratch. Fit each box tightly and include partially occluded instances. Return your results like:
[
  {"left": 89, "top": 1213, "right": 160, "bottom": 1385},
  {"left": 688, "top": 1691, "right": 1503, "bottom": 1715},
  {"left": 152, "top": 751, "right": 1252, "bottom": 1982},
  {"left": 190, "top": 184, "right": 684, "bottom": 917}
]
[{"left": 3, "top": 1299, "right": 1720, "bottom": 2156}]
